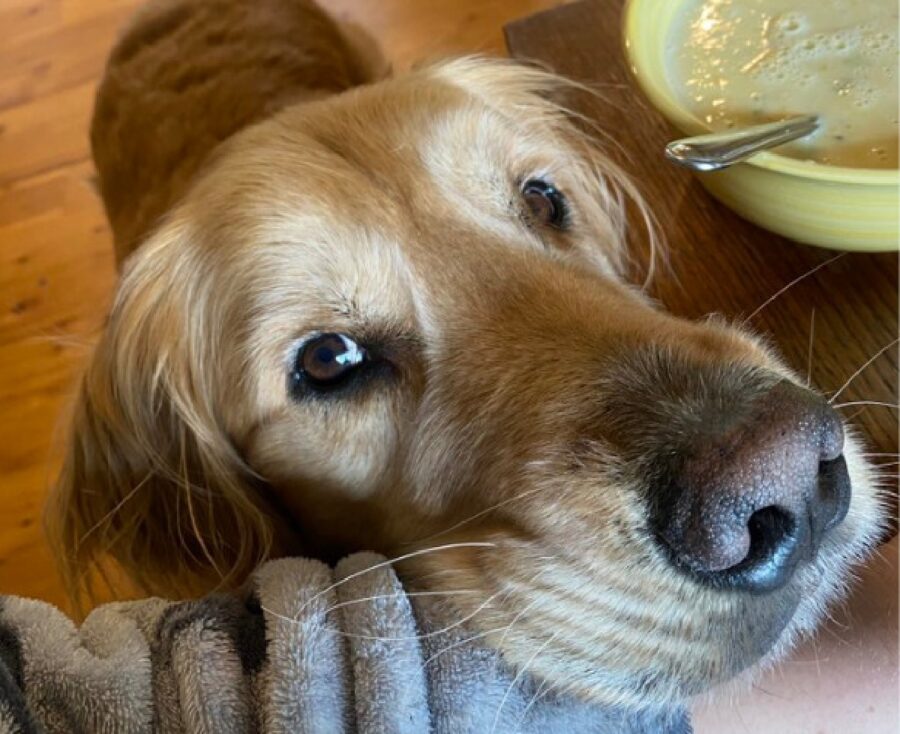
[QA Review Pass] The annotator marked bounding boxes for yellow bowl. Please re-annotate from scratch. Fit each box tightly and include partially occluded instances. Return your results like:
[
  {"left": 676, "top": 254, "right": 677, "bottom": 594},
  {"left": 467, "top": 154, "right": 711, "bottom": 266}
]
[{"left": 622, "top": 0, "right": 900, "bottom": 252}]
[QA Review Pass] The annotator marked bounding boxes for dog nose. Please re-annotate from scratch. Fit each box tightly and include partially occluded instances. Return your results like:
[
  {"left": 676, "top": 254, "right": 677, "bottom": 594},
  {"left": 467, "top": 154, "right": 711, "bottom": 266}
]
[{"left": 654, "top": 381, "right": 851, "bottom": 594}]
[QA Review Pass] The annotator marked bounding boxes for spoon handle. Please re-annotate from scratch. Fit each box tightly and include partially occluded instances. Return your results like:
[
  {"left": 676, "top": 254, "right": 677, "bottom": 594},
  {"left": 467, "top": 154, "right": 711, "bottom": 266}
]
[{"left": 665, "top": 115, "right": 819, "bottom": 172}]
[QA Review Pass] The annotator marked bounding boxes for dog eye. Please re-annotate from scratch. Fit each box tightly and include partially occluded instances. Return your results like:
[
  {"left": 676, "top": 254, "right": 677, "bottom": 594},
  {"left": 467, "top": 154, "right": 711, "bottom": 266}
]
[
  {"left": 293, "top": 333, "right": 367, "bottom": 390},
  {"left": 522, "top": 178, "right": 568, "bottom": 228}
]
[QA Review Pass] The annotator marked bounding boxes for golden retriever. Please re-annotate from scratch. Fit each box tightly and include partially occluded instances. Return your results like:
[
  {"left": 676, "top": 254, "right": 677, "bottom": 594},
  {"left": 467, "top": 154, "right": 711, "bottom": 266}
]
[{"left": 47, "top": 0, "right": 884, "bottom": 711}]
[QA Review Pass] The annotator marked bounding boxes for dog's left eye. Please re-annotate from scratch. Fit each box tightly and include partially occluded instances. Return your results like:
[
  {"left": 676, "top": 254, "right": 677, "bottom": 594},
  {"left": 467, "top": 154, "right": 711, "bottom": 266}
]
[
  {"left": 522, "top": 178, "right": 568, "bottom": 229},
  {"left": 292, "top": 333, "right": 367, "bottom": 391}
]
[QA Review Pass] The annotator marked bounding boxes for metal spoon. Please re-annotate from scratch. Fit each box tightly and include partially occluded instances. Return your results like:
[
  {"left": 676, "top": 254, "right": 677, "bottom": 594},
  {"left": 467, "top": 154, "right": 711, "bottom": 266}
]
[{"left": 665, "top": 115, "right": 819, "bottom": 172}]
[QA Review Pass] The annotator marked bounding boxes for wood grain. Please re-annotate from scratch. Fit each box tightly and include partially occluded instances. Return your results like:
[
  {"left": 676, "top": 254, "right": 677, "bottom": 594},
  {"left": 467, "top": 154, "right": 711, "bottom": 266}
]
[
  {"left": 0, "top": 0, "right": 565, "bottom": 611},
  {"left": 506, "top": 0, "right": 898, "bottom": 525}
]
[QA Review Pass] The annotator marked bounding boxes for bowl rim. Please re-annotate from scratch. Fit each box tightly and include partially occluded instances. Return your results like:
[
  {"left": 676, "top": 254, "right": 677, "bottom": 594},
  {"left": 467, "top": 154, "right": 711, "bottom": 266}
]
[{"left": 622, "top": 0, "right": 899, "bottom": 186}]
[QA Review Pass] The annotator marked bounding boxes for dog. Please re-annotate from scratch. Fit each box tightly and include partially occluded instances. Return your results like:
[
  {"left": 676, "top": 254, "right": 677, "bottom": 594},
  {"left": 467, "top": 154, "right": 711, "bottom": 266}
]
[{"left": 47, "top": 0, "right": 884, "bottom": 712}]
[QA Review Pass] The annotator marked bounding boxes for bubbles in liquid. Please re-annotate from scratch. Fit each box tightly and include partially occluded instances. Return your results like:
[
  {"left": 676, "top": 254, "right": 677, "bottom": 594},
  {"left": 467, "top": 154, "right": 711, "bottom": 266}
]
[
  {"left": 860, "top": 25, "right": 898, "bottom": 55},
  {"left": 852, "top": 85, "right": 878, "bottom": 108},
  {"left": 832, "top": 79, "right": 853, "bottom": 96},
  {"left": 751, "top": 22, "right": 897, "bottom": 89},
  {"left": 670, "top": 0, "right": 898, "bottom": 168},
  {"left": 773, "top": 11, "right": 807, "bottom": 35},
  {"left": 827, "top": 31, "right": 851, "bottom": 53}
]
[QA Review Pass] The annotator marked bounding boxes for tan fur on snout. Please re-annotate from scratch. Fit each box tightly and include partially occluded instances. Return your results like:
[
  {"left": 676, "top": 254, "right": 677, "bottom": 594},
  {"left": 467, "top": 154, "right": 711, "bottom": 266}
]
[{"left": 47, "top": 0, "right": 884, "bottom": 711}]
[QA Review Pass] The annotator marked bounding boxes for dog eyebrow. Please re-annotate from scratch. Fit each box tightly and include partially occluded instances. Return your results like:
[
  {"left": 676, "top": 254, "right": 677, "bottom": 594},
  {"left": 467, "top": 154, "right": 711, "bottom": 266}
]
[
  {"left": 368, "top": 329, "right": 425, "bottom": 364},
  {"left": 304, "top": 127, "right": 400, "bottom": 194}
]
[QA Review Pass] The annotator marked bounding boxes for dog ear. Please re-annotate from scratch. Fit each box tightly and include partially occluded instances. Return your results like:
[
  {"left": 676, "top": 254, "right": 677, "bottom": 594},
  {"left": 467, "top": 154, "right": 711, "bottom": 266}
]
[{"left": 45, "top": 224, "right": 274, "bottom": 609}]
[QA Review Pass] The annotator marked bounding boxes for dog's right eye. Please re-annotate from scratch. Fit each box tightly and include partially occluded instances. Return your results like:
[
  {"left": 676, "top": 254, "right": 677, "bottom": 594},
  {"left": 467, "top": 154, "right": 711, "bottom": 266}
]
[
  {"left": 291, "top": 333, "right": 367, "bottom": 392},
  {"left": 522, "top": 178, "right": 568, "bottom": 229}
]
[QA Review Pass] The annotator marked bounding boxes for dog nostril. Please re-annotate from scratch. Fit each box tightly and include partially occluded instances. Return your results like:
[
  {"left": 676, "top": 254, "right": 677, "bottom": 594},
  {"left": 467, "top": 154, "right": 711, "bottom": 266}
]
[
  {"left": 734, "top": 506, "right": 801, "bottom": 591},
  {"left": 747, "top": 506, "right": 794, "bottom": 549},
  {"left": 652, "top": 381, "right": 854, "bottom": 594},
  {"left": 687, "top": 506, "right": 804, "bottom": 595}
]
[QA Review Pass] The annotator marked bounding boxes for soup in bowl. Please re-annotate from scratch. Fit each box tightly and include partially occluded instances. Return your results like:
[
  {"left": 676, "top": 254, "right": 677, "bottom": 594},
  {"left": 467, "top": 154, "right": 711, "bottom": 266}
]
[{"left": 624, "top": 0, "right": 899, "bottom": 251}]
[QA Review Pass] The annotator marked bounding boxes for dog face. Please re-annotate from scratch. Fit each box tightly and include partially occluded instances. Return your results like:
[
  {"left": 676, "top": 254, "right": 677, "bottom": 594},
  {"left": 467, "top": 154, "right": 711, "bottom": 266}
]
[{"left": 53, "top": 60, "right": 883, "bottom": 708}]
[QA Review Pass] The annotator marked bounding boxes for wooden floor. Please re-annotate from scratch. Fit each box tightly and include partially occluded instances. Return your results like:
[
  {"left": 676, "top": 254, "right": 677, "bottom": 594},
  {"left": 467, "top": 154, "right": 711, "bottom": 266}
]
[{"left": 0, "top": 0, "right": 564, "bottom": 611}]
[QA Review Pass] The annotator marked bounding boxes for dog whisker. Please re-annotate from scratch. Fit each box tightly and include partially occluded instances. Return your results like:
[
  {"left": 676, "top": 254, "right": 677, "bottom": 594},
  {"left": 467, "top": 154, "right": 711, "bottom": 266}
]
[
  {"left": 403, "top": 466, "right": 594, "bottom": 549},
  {"left": 828, "top": 337, "right": 899, "bottom": 404},
  {"left": 806, "top": 307, "right": 816, "bottom": 386},
  {"left": 424, "top": 625, "right": 511, "bottom": 666},
  {"left": 262, "top": 589, "right": 502, "bottom": 641},
  {"left": 289, "top": 541, "right": 496, "bottom": 620},
  {"left": 832, "top": 400, "right": 898, "bottom": 410},
  {"left": 490, "top": 629, "right": 562, "bottom": 734},
  {"left": 403, "top": 485, "right": 548, "bottom": 546},
  {"left": 484, "top": 559, "right": 604, "bottom": 690},
  {"left": 811, "top": 638, "right": 822, "bottom": 679},
  {"left": 744, "top": 253, "right": 845, "bottom": 323},
  {"left": 406, "top": 568, "right": 465, "bottom": 584},
  {"left": 320, "top": 589, "right": 481, "bottom": 616},
  {"left": 492, "top": 586, "right": 549, "bottom": 663},
  {"left": 517, "top": 677, "right": 553, "bottom": 726},
  {"left": 751, "top": 683, "right": 788, "bottom": 700},
  {"left": 782, "top": 657, "right": 831, "bottom": 667}
]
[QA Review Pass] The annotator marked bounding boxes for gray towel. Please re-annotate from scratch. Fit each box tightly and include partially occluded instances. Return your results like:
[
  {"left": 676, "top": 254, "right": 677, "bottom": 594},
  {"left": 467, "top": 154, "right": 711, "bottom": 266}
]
[{"left": 0, "top": 553, "right": 690, "bottom": 733}]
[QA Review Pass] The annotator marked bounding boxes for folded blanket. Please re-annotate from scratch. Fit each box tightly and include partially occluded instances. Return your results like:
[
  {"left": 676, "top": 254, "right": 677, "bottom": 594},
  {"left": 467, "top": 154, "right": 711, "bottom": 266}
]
[{"left": 0, "top": 553, "right": 690, "bottom": 733}]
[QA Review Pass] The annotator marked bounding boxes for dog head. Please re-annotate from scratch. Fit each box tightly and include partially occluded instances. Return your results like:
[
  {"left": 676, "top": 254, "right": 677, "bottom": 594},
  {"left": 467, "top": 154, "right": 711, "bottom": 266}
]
[{"left": 50, "top": 59, "right": 884, "bottom": 709}]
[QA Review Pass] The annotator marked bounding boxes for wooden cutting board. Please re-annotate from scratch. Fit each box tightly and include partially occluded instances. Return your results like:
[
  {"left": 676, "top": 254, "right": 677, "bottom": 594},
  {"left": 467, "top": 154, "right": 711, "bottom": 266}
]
[{"left": 505, "top": 0, "right": 898, "bottom": 522}]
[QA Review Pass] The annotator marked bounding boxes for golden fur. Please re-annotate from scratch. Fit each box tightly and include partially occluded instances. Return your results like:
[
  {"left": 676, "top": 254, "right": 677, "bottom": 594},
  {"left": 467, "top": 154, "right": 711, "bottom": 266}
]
[{"left": 47, "top": 0, "right": 884, "bottom": 711}]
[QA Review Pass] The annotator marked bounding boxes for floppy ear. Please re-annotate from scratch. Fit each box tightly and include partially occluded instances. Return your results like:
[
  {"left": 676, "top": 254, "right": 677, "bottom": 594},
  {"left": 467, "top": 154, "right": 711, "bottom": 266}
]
[{"left": 45, "top": 225, "right": 274, "bottom": 609}]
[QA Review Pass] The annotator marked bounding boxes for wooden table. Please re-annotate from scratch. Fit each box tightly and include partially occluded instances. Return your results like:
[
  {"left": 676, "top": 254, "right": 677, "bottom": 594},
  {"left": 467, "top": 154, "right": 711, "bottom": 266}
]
[{"left": 505, "top": 0, "right": 898, "bottom": 523}]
